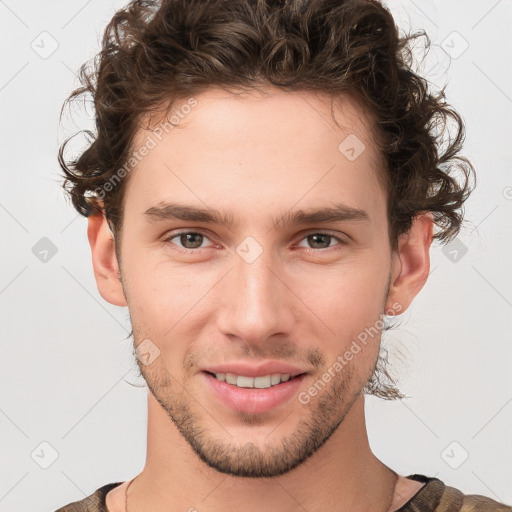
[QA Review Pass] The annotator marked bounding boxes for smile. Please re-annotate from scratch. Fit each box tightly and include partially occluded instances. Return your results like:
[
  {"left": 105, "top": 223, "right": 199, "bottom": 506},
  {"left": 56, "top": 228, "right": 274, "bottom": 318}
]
[
  {"left": 203, "top": 371, "right": 308, "bottom": 414},
  {"left": 209, "top": 372, "right": 295, "bottom": 389}
]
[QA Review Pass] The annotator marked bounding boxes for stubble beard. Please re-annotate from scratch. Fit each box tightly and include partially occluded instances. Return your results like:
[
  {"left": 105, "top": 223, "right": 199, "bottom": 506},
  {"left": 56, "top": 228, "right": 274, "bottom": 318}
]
[{"left": 136, "top": 354, "right": 368, "bottom": 478}]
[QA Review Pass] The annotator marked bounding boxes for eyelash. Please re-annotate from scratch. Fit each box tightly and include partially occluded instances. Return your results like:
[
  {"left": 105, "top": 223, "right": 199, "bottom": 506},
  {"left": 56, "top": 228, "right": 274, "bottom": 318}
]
[{"left": 161, "top": 230, "right": 347, "bottom": 254}]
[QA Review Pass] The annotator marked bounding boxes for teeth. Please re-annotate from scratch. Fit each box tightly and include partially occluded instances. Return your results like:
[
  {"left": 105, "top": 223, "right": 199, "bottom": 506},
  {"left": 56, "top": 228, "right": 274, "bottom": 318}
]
[
  {"left": 237, "top": 375, "right": 254, "bottom": 388},
  {"left": 225, "top": 373, "right": 237, "bottom": 385},
  {"left": 214, "top": 372, "right": 294, "bottom": 388},
  {"left": 270, "top": 374, "right": 281, "bottom": 385},
  {"left": 254, "top": 375, "right": 271, "bottom": 388}
]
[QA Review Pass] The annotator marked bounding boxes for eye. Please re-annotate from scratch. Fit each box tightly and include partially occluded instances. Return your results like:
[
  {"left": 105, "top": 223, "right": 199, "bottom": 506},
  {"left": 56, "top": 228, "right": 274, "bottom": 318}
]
[
  {"left": 162, "top": 230, "right": 347, "bottom": 253},
  {"left": 162, "top": 231, "right": 215, "bottom": 251},
  {"left": 296, "top": 232, "right": 346, "bottom": 250}
]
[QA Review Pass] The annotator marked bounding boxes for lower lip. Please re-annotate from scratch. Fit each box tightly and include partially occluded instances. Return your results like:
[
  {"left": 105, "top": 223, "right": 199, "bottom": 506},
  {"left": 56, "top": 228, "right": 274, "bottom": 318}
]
[{"left": 202, "top": 372, "right": 307, "bottom": 415}]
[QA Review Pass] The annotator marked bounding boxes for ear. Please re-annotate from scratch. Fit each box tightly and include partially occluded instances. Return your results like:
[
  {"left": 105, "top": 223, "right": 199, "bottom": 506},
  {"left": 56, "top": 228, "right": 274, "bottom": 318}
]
[
  {"left": 385, "top": 212, "right": 433, "bottom": 314},
  {"left": 87, "top": 213, "right": 127, "bottom": 307}
]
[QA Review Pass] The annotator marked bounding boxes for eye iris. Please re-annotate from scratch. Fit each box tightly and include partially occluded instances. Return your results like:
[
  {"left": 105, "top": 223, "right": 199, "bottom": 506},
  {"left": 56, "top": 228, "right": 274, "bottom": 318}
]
[
  {"left": 308, "top": 234, "right": 331, "bottom": 249},
  {"left": 174, "top": 233, "right": 336, "bottom": 250},
  {"left": 181, "top": 233, "right": 203, "bottom": 249}
]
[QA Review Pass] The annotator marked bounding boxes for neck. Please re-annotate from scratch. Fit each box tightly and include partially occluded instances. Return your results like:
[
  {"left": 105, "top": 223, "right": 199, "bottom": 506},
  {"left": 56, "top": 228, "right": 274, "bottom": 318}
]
[{"left": 127, "top": 392, "right": 398, "bottom": 512}]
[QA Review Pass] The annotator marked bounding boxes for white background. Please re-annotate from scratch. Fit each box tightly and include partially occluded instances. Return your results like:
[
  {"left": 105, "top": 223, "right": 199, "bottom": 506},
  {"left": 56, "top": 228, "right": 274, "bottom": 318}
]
[{"left": 0, "top": 1, "right": 511, "bottom": 510}]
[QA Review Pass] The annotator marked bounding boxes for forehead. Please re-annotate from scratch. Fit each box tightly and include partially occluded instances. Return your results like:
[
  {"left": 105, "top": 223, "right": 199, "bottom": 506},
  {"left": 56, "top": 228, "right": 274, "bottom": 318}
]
[
  {"left": 140, "top": 86, "right": 381, "bottom": 163},
  {"left": 124, "top": 86, "right": 386, "bottom": 220}
]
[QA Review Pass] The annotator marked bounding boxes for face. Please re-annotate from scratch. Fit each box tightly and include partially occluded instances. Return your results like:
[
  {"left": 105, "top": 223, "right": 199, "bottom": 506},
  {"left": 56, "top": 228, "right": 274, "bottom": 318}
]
[{"left": 99, "top": 87, "right": 409, "bottom": 477}]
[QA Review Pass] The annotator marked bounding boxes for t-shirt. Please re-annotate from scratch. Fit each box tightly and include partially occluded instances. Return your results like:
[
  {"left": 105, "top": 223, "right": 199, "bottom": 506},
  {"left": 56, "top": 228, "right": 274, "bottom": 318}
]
[{"left": 55, "top": 474, "right": 512, "bottom": 512}]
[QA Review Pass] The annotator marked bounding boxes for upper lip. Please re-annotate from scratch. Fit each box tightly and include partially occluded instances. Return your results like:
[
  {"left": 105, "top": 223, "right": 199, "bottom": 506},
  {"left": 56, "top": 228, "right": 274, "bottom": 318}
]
[{"left": 202, "top": 361, "right": 309, "bottom": 378}]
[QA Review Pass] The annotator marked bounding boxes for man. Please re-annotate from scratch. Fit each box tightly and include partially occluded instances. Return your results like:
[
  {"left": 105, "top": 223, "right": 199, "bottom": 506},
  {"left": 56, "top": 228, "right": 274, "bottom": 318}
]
[{"left": 56, "top": 0, "right": 510, "bottom": 510}]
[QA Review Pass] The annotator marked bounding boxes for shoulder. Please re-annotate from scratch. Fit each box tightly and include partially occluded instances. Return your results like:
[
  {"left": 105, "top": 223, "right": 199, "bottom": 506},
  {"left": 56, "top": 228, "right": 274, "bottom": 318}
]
[
  {"left": 400, "top": 474, "right": 511, "bottom": 512},
  {"left": 449, "top": 489, "right": 512, "bottom": 512},
  {"left": 55, "top": 482, "right": 123, "bottom": 512}
]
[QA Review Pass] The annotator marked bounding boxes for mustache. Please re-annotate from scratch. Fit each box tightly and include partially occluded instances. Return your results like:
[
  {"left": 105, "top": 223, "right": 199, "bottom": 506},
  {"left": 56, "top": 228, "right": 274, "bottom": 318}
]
[{"left": 183, "top": 344, "right": 326, "bottom": 371}]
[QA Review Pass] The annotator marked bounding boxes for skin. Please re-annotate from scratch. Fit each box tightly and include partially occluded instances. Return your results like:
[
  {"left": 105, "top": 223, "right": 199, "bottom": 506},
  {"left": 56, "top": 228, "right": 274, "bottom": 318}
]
[{"left": 88, "top": 87, "right": 432, "bottom": 511}]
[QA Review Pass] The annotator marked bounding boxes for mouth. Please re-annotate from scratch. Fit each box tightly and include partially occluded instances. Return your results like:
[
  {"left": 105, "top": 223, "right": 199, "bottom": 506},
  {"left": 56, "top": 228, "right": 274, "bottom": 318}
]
[
  {"left": 204, "top": 371, "right": 304, "bottom": 389},
  {"left": 202, "top": 370, "right": 308, "bottom": 414}
]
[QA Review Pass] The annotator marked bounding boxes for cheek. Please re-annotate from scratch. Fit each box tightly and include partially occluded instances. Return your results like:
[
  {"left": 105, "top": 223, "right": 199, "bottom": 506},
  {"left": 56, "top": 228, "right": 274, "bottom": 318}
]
[
  {"left": 122, "top": 254, "right": 220, "bottom": 349},
  {"left": 123, "top": 244, "right": 200, "bottom": 307},
  {"left": 290, "top": 257, "right": 389, "bottom": 365},
  {"left": 295, "top": 256, "right": 389, "bottom": 319}
]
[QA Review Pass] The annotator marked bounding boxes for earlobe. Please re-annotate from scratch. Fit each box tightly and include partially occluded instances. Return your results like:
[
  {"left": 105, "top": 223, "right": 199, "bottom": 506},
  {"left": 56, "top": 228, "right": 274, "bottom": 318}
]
[
  {"left": 385, "top": 213, "right": 433, "bottom": 314},
  {"left": 87, "top": 213, "right": 127, "bottom": 307}
]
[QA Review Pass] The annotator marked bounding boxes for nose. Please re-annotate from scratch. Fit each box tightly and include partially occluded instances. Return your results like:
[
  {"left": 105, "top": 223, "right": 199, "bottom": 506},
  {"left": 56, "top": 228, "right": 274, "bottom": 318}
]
[{"left": 216, "top": 247, "right": 295, "bottom": 348}]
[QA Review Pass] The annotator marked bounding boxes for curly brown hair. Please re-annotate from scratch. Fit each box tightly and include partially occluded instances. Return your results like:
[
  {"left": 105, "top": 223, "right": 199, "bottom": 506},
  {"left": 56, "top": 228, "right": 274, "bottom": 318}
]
[{"left": 58, "top": 0, "right": 475, "bottom": 399}]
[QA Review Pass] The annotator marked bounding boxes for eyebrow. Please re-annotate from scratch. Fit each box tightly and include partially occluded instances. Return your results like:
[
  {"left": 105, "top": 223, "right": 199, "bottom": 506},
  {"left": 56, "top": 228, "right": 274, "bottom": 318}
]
[{"left": 143, "top": 201, "right": 369, "bottom": 227}]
